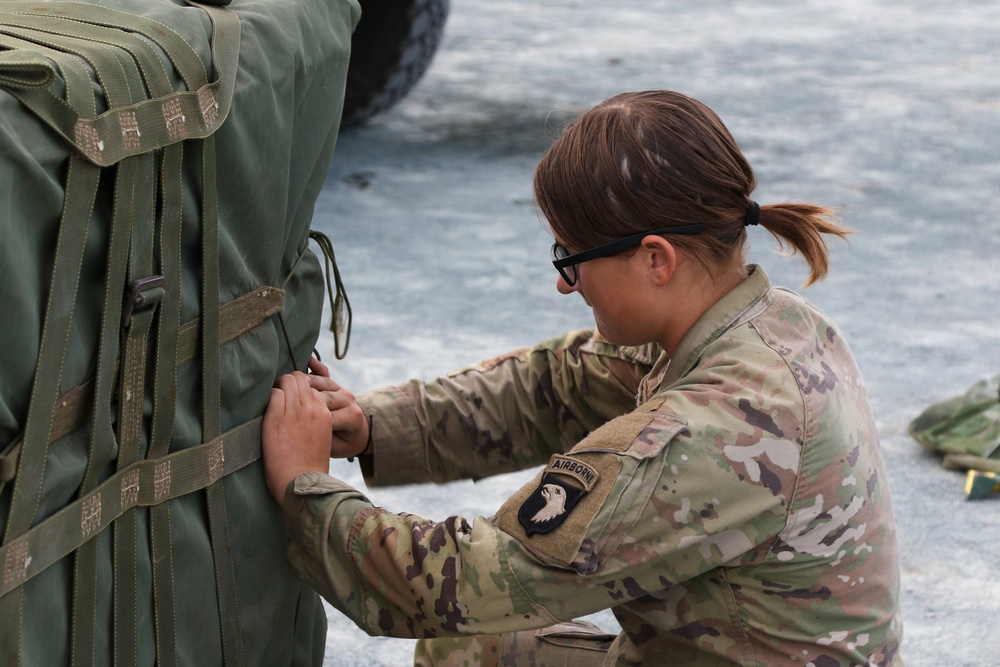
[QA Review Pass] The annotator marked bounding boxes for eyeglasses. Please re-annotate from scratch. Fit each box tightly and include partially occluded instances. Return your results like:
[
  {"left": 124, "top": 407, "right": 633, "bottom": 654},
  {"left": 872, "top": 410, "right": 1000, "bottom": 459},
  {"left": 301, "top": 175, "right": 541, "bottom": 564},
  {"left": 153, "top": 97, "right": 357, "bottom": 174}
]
[{"left": 550, "top": 224, "right": 705, "bottom": 286}]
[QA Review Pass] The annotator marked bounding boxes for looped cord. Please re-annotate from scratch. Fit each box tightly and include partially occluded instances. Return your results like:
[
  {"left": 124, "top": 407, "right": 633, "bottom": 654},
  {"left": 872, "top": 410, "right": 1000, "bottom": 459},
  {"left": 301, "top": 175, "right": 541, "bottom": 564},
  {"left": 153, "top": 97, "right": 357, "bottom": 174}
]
[
  {"left": 308, "top": 230, "right": 352, "bottom": 360},
  {"left": 744, "top": 201, "right": 761, "bottom": 227}
]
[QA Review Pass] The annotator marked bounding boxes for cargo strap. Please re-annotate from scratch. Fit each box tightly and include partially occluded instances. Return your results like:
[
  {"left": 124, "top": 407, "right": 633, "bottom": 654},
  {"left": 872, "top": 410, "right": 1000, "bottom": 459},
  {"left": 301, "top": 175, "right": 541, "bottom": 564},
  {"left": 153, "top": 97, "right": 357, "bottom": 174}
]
[
  {"left": 0, "top": 287, "right": 285, "bottom": 489},
  {"left": 0, "top": 1, "right": 240, "bottom": 167},
  {"left": 0, "top": 418, "right": 264, "bottom": 601},
  {"left": 0, "top": 286, "right": 284, "bottom": 488},
  {"left": 0, "top": 28, "right": 102, "bottom": 663}
]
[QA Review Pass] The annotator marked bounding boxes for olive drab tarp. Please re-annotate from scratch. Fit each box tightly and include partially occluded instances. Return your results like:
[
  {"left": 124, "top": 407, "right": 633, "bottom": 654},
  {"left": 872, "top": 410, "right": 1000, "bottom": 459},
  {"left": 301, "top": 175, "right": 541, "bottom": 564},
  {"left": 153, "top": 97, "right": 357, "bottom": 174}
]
[
  {"left": 910, "top": 374, "right": 1000, "bottom": 500},
  {"left": 0, "top": 0, "right": 360, "bottom": 664}
]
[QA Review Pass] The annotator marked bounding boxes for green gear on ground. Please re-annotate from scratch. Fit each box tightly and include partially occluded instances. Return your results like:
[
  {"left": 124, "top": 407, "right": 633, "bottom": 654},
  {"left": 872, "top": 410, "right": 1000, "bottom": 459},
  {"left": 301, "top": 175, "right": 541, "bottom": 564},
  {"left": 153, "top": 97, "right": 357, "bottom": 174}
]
[{"left": 910, "top": 374, "right": 1000, "bottom": 499}]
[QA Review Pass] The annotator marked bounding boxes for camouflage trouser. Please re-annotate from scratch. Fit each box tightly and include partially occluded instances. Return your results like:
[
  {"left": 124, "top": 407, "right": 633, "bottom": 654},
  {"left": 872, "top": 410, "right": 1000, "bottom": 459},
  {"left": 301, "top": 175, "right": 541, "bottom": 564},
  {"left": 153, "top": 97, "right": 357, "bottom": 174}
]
[{"left": 413, "top": 619, "right": 616, "bottom": 667}]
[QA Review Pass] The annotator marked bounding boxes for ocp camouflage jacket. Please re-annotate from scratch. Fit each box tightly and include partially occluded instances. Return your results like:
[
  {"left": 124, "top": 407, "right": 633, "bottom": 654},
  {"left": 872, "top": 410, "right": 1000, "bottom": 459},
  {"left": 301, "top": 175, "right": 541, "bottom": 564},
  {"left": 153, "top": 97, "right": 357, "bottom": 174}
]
[{"left": 283, "top": 266, "right": 904, "bottom": 666}]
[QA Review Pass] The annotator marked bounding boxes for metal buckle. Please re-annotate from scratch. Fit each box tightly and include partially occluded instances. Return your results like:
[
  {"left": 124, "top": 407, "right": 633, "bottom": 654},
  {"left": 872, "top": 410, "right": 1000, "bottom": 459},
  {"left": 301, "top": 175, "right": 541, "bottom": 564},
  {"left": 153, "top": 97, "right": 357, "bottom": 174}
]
[{"left": 122, "top": 275, "right": 166, "bottom": 328}]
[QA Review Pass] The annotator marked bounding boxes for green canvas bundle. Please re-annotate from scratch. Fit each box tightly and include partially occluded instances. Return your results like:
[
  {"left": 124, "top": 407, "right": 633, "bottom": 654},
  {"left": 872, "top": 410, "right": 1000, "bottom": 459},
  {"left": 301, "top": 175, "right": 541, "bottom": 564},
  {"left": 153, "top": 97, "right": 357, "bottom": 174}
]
[
  {"left": 910, "top": 374, "right": 1000, "bottom": 500},
  {"left": 0, "top": 0, "right": 359, "bottom": 663}
]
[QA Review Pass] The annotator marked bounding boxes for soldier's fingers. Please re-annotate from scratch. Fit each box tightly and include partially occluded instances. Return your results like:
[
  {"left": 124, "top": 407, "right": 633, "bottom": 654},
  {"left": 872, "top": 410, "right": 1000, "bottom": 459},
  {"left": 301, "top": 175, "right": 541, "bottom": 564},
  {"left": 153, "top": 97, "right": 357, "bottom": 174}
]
[
  {"left": 291, "top": 372, "right": 315, "bottom": 406},
  {"left": 324, "top": 387, "right": 358, "bottom": 413},
  {"left": 307, "top": 374, "right": 341, "bottom": 393},
  {"left": 274, "top": 373, "right": 300, "bottom": 403},
  {"left": 267, "top": 387, "right": 285, "bottom": 415},
  {"left": 319, "top": 391, "right": 336, "bottom": 412},
  {"left": 308, "top": 357, "right": 331, "bottom": 378},
  {"left": 329, "top": 403, "right": 365, "bottom": 433}
]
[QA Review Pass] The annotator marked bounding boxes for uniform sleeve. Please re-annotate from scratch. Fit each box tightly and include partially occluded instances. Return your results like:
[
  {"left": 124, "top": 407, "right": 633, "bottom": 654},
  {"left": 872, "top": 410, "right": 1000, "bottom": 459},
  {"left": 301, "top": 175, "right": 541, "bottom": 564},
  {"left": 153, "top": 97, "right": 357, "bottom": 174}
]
[
  {"left": 283, "top": 473, "right": 567, "bottom": 638},
  {"left": 283, "top": 395, "right": 795, "bottom": 641},
  {"left": 356, "top": 329, "right": 659, "bottom": 487}
]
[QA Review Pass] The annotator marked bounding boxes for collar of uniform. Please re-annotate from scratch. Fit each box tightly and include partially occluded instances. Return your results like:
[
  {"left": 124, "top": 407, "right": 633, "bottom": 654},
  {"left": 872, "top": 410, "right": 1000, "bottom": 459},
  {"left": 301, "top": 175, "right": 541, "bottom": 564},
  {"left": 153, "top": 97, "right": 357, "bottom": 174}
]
[
  {"left": 643, "top": 264, "right": 773, "bottom": 395},
  {"left": 637, "top": 350, "right": 671, "bottom": 405}
]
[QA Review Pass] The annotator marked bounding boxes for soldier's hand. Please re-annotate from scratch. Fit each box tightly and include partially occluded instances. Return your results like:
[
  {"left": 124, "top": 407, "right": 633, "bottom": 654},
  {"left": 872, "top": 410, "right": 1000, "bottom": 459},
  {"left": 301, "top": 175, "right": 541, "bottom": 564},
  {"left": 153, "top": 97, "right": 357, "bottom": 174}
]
[
  {"left": 262, "top": 371, "right": 335, "bottom": 505},
  {"left": 305, "top": 357, "right": 370, "bottom": 460}
]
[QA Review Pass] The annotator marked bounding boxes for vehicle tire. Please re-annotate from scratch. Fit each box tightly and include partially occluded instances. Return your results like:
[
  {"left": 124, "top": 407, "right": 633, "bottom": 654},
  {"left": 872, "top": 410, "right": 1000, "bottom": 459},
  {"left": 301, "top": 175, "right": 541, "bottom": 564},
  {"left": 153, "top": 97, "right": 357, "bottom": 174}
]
[{"left": 341, "top": 0, "right": 451, "bottom": 126}]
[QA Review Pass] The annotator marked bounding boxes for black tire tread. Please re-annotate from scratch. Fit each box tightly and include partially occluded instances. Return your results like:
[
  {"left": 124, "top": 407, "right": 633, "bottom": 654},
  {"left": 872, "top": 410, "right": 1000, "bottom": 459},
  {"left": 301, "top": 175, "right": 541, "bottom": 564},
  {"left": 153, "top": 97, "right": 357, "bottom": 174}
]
[{"left": 342, "top": 0, "right": 450, "bottom": 125}]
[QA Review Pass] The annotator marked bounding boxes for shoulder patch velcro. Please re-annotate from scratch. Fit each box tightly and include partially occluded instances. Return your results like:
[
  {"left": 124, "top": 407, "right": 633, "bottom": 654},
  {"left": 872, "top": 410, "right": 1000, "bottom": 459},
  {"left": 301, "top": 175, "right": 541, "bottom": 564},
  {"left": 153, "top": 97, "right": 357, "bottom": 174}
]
[{"left": 518, "top": 456, "right": 598, "bottom": 536}]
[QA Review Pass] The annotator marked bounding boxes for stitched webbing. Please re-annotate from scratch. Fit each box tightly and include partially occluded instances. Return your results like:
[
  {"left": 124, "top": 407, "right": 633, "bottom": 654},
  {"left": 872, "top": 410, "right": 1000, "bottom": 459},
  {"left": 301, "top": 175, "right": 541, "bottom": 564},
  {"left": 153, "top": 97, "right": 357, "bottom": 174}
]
[
  {"left": 194, "top": 3, "right": 245, "bottom": 658},
  {"left": 0, "top": 162, "right": 101, "bottom": 664},
  {"left": 72, "top": 149, "right": 144, "bottom": 667},
  {"left": 0, "top": 1, "right": 210, "bottom": 90},
  {"left": 0, "top": 15, "right": 99, "bottom": 544},
  {"left": 0, "top": 418, "right": 264, "bottom": 600},
  {"left": 0, "top": 32, "right": 101, "bottom": 658},
  {"left": 0, "top": 21, "right": 138, "bottom": 109},
  {"left": 0, "top": 48, "right": 54, "bottom": 88},
  {"left": 0, "top": 1, "right": 239, "bottom": 165},
  {"left": 0, "top": 12, "right": 179, "bottom": 99},
  {"left": 0, "top": 285, "right": 285, "bottom": 483}
]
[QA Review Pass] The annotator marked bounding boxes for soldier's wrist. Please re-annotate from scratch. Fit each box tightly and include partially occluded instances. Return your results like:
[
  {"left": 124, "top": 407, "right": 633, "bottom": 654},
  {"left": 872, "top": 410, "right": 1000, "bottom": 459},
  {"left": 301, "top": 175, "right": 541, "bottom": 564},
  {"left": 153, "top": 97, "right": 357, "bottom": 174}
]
[{"left": 347, "top": 414, "right": 374, "bottom": 463}]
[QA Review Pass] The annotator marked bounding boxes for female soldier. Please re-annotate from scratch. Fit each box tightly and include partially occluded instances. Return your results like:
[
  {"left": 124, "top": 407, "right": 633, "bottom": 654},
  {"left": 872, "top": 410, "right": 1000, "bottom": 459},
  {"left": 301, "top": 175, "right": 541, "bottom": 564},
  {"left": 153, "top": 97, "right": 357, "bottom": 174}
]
[{"left": 262, "top": 90, "right": 904, "bottom": 666}]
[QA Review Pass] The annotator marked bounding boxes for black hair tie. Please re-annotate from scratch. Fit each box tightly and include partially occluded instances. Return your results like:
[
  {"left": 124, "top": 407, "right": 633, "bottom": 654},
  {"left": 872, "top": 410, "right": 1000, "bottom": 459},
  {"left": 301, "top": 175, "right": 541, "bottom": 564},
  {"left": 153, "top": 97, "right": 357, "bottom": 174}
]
[{"left": 744, "top": 201, "right": 760, "bottom": 227}]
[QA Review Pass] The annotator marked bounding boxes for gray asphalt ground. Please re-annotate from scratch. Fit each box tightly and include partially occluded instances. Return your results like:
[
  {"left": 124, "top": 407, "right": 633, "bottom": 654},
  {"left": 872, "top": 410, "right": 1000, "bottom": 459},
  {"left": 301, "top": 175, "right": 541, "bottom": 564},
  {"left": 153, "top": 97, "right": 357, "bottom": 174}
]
[{"left": 310, "top": 1, "right": 1000, "bottom": 664}]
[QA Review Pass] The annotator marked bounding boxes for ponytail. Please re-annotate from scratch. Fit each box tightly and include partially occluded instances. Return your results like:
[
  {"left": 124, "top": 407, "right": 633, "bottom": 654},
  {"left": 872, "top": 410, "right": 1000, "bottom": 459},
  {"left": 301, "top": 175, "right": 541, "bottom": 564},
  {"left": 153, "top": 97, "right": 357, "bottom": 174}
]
[{"left": 757, "top": 203, "right": 851, "bottom": 286}]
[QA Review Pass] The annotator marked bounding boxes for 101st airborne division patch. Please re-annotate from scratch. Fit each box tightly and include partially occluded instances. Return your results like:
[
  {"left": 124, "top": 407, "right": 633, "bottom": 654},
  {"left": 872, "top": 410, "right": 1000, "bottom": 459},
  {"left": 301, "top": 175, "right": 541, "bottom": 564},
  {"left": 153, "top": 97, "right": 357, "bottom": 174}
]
[{"left": 518, "top": 455, "right": 600, "bottom": 536}]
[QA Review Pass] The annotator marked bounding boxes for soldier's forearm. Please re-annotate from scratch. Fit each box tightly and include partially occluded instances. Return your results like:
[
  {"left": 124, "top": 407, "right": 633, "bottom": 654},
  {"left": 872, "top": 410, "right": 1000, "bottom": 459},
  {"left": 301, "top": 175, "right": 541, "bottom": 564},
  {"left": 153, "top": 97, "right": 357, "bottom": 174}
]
[
  {"left": 356, "top": 330, "right": 654, "bottom": 489},
  {"left": 283, "top": 473, "right": 564, "bottom": 638}
]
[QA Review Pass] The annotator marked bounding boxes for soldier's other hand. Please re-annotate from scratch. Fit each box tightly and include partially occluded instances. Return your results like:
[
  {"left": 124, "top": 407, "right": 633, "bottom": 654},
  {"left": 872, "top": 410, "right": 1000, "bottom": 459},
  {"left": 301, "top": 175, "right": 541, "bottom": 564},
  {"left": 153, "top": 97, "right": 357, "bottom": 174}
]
[
  {"left": 262, "top": 371, "right": 334, "bottom": 506},
  {"left": 304, "top": 371, "right": 370, "bottom": 460}
]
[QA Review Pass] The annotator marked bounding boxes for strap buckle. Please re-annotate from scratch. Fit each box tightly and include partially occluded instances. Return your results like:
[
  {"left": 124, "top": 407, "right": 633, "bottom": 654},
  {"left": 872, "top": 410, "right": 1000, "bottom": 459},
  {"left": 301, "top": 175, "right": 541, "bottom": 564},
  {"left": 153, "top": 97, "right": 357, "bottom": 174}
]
[{"left": 122, "top": 275, "right": 166, "bottom": 328}]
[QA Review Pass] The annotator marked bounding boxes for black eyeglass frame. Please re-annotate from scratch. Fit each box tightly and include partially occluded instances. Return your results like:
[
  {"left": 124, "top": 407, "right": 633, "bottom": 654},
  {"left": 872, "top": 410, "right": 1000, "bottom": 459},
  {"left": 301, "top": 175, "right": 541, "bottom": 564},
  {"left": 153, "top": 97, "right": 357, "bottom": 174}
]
[{"left": 550, "top": 224, "right": 705, "bottom": 286}]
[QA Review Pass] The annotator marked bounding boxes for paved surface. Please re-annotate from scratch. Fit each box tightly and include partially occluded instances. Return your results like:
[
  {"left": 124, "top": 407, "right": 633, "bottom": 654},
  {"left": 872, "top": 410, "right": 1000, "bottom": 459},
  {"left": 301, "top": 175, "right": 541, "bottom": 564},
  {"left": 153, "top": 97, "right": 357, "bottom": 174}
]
[{"left": 310, "top": 1, "right": 1000, "bottom": 664}]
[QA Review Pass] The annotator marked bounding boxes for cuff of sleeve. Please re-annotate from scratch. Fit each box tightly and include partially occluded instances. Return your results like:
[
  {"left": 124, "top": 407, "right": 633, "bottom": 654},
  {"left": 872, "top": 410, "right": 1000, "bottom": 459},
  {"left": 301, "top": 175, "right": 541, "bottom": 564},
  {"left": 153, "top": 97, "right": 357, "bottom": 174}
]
[
  {"left": 357, "top": 385, "right": 428, "bottom": 487},
  {"left": 290, "top": 471, "right": 361, "bottom": 496},
  {"left": 281, "top": 472, "right": 374, "bottom": 621},
  {"left": 284, "top": 472, "right": 369, "bottom": 554}
]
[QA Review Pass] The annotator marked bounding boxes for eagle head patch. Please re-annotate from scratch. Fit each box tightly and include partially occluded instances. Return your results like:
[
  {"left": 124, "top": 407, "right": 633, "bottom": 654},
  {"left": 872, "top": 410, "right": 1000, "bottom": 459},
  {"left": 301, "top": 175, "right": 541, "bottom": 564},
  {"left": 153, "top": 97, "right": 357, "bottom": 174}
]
[{"left": 518, "top": 455, "right": 599, "bottom": 536}]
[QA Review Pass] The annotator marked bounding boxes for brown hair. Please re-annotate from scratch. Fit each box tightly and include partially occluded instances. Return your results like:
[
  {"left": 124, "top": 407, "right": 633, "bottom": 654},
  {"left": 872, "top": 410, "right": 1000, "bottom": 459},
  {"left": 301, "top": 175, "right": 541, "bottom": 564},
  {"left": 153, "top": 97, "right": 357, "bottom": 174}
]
[{"left": 533, "top": 90, "right": 850, "bottom": 285}]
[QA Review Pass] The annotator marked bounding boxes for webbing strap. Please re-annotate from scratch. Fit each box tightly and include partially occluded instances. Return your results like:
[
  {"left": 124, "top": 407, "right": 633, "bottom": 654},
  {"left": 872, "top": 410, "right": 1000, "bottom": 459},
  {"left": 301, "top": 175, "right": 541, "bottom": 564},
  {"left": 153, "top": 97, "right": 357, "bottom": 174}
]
[
  {"left": 0, "top": 21, "right": 99, "bottom": 542},
  {"left": 114, "top": 305, "right": 157, "bottom": 666},
  {"left": 72, "top": 144, "right": 144, "bottom": 667},
  {"left": 147, "top": 501, "right": 177, "bottom": 667},
  {"left": 0, "top": 22, "right": 138, "bottom": 108},
  {"left": 0, "top": 418, "right": 264, "bottom": 601},
  {"left": 202, "top": 146, "right": 221, "bottom": 458},
  {"left": 0, "top": 1, "right": 239, "bottom": 165},
  {"left": 0, "top": 285, "right": 285, "bottom": 477},
  {"left": 135, "top": 137, "right": 185, "bottom": 667},
  {"left": 0, "top": 34, "right": 93, "bottom": 118},
  {"left": 104, "top": 50, "right": 162, "bottom": 661},
  {"left": 0, "top": 12, "right": 177, "bottom": 99},
  {"left": 0, "top": 47, "right": 54, "bottom": 88},
  {"left": 0, "top": 15, "right": 102, "bottom": 653},
  {"left": 147, "top": 145, "right": 184, "bottom": 463},
  {"left": 0, "top": 10, "right": 208, "bottom": 94},
  {"left": 196, "top": 2, "right": 244, "bottom": 657},
  {"left": 0, "top": 2, "right": 210, "bottom": 90},
  {"left": 111, "top": 130, "right": 166, "bottom": 667}
]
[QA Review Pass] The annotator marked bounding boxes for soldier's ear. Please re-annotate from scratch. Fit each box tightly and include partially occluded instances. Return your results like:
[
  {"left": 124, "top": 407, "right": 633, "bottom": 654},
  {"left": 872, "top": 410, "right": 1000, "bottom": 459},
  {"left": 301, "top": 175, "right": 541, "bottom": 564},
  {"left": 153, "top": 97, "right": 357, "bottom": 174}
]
[{"left": 640, "top": 236, "right": 677, "bottom": 287}]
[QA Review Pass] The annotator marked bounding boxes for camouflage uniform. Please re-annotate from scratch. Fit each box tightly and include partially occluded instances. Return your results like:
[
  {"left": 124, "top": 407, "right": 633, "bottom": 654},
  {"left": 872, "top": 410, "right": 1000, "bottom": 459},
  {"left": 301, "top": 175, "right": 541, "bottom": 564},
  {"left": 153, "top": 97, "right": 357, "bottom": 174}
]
[{"left": 283, "top": 266, "right": 904, "bottom": 666}]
